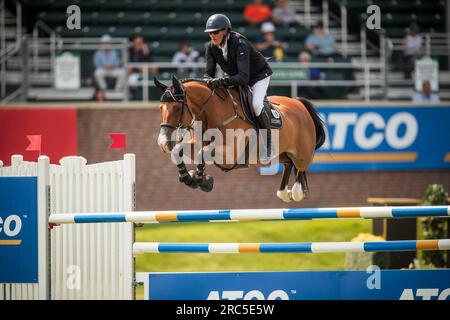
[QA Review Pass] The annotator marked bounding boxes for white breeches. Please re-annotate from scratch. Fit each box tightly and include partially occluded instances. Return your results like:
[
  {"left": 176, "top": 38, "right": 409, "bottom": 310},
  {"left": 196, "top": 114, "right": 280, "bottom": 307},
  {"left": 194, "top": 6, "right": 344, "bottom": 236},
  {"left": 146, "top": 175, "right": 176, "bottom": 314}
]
[{"left": 250, "top": 76, "right": 271, "bottom": 116}]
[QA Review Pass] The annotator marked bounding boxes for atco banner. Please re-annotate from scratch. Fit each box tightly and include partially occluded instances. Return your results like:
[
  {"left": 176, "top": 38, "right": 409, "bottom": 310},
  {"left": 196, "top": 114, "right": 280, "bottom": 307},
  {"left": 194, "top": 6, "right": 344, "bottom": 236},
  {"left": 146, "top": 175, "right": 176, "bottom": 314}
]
[
  {"left": 0, "top": 177, "right": 38, "bottom": 283},
  {"left": 311, "top": 105, "right": 450, "bottom": 171},
  {"left": 147, "top": 269, "right": 450, "bottom": 300}
]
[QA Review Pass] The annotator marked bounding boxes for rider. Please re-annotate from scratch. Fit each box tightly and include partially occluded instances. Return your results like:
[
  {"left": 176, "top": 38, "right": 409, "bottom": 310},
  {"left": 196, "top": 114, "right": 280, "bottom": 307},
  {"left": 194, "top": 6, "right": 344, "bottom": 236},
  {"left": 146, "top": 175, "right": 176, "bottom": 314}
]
[{"left": 203, "top": 13, "right": 274, "bottom": 162}]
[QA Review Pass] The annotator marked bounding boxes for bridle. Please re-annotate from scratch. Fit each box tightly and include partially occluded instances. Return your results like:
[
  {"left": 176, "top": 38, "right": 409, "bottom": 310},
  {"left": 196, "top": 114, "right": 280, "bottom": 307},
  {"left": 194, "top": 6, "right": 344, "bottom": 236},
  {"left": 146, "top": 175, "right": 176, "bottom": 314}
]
[
  {"left": 159, "top": 88, "right": 192, "bottom": 131},
  {"left": 159, "top": 82, "right": 216, "bottom": 132},
  {"left": 159, "top": 79, "right": 246, "bottom": 139}
]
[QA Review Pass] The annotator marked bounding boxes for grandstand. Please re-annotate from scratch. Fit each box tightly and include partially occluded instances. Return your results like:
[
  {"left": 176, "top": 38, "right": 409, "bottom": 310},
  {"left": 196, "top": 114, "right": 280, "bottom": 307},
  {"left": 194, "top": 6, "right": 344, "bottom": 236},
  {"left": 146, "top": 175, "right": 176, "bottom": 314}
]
[{"left": 0, "top": 0, "right": 449, "bottom": 102}]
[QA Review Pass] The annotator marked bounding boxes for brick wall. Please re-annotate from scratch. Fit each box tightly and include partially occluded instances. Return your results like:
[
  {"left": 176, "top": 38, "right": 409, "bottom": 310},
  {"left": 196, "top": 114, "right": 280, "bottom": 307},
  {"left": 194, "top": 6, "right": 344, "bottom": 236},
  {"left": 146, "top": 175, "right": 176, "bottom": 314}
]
[{"left": 78, "top": 109, "right": 450, "bottom": 210}]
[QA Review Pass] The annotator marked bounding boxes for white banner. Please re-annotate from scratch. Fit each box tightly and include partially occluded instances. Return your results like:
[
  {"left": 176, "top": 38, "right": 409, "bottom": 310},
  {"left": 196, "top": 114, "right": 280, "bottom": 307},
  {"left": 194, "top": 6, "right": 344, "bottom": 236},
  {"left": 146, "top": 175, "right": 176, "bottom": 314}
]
[
  {"left": 54, "top": 52, "right": 80, "bottom": 89},
  {"left": 415, "top": 56, "right": 439, "bottom": 91}
]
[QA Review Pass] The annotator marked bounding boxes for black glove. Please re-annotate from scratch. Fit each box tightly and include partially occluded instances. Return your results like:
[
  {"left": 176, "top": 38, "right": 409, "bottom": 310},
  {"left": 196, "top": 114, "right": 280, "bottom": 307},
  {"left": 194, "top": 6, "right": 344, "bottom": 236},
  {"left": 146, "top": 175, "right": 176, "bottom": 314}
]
[{"left": 208, "top": 78, "right": 226, "bottom": 89}]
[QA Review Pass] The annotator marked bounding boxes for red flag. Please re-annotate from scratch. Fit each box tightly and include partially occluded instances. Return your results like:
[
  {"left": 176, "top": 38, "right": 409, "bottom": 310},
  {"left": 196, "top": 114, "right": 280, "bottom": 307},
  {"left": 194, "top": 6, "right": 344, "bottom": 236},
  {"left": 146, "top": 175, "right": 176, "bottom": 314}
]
[
  {"left": 26, "top": 135, "right": 42, "bottom": 156},
  {"left": 109, "top": 133, "right": 126, "bottom": 152}
]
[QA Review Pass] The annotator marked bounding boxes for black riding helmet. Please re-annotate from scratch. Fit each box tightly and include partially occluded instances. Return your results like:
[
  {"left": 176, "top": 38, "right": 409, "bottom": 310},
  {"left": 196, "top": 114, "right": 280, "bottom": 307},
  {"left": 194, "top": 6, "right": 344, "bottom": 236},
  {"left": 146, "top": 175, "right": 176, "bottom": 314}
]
[{"left": 204, "top": 14, "right": 231, "bottom": 33}]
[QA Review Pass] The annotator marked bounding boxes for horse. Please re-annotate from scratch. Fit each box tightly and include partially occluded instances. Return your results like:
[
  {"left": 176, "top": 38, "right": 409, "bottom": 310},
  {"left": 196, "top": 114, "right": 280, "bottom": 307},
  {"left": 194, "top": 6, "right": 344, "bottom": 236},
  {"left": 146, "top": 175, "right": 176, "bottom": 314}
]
[{"left": 154, "top": 76, "right": 325, "bottom": 202}]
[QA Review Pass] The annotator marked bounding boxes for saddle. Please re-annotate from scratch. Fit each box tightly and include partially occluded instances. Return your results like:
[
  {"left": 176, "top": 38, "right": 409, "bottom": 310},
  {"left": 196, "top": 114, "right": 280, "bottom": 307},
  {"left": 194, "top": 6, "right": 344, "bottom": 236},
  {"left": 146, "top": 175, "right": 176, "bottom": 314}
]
[{"left": 238, "top": 86, "right": 283, "bottom": 129}]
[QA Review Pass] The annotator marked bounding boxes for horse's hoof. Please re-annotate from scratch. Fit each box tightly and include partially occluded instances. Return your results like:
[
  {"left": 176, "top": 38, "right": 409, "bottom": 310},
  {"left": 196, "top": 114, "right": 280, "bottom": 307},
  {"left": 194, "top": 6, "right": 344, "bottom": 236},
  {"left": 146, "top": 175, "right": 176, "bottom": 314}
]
[
  {"left": 179, "top": 171, "right": 192, "bottom": 184},
  {"left": 291, "top": 182, "right": 304, "bottom": 202},
  {"left": 182, "top": 170, "right": 198, "bottom": 189},
  {"left": 277, "top": 188, "right": 292, "bottom": 203},
  {"left": 199, "top": 175, "right": 214, "bottom": 192},
  {"left": 194, "top": 173, "right": 204, "bottom": 185}
]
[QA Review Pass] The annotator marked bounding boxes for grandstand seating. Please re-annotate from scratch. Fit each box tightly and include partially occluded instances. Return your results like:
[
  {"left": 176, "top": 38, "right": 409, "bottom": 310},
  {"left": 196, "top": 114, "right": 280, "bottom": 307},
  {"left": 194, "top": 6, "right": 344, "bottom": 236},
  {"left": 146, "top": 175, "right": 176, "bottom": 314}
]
[{"left": 9, "top": 0, "right": 448, "bottom": 101}]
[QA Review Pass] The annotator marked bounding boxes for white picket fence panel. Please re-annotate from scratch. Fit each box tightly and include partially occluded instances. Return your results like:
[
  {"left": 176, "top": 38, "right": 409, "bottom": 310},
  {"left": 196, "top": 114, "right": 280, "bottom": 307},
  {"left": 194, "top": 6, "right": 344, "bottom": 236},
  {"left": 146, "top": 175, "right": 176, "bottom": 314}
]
[{"left": 0, "top": 154, "right": 135, "bottom": 300}]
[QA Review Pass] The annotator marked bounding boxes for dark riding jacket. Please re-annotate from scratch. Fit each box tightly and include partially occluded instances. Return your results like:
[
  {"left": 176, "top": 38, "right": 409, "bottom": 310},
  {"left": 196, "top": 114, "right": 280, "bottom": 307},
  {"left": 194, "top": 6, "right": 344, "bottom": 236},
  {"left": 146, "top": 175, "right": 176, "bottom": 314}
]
[{"left": 204, "top": 31, "right": 273, "bottom": 87}]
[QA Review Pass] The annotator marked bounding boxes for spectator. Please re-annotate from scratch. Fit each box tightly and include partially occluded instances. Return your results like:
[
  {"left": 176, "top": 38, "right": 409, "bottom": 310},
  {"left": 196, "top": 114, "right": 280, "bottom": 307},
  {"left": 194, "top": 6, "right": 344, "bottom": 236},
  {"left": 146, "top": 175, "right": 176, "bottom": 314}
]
[
  {"left": 255, "top": 22, "right": 288, "bottom": 61},
  {"left": 95, "top": 88, "right": 105, "bottom": 102},
  {"left": 272, "top": 0, "right": 300, "bottom": 27},
  {"left": 403, "top": 23, "right": 422, "bottom": 79},
  {"left": 298, "top": 51, "right": 323, "bottom": 80},
  {"left": 305, "top": 22, "right": 339, "bottom": 57},
  {"left": 128, "top": 35, "right": 157, "bottom": 100},
  {"left": 413, "top": 80, "right": 440, "bottom": 103},
  {"left": 243, "top": 0, "right": 272, "bottom": 26},
  {"left": 172, "top": 40, "right": 200, "bottom": 74},
  {"left": 297, "top": 51, "right": 327, "bottom": 99},
  {"left": 93, "top": 34, "right": 126, "bottom": 101}
]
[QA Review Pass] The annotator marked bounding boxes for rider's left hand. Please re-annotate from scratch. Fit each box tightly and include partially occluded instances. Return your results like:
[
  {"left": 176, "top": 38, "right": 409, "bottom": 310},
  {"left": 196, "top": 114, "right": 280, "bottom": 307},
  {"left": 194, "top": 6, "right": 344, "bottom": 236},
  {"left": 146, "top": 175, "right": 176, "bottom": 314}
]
[{"left": 208, "top": 78, "right": 226, "bottom": 89}]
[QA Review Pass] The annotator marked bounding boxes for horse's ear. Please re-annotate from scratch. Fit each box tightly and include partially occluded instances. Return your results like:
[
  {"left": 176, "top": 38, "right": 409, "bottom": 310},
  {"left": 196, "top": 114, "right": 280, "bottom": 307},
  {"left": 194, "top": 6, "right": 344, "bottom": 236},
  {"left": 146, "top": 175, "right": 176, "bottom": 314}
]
[
  {"left": 154, "top": 77, "right": 168, "bottom": 92},
  {"left": 172, "top": 75, "right": 184, "bottom": 94}
]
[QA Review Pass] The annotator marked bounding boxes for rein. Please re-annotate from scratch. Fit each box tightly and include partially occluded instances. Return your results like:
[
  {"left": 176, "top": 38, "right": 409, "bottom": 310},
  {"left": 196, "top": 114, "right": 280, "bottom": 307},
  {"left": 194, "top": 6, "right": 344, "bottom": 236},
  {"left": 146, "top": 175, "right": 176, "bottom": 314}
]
[{"left": 159, "top": 79, "right": 245, "bottom": 132}]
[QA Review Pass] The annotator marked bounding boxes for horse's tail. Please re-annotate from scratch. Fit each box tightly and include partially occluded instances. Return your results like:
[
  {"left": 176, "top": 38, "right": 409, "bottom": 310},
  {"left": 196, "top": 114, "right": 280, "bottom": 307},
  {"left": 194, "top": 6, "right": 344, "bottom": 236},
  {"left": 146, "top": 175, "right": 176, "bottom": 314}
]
[{"left": 297, "top": 97, "right": 326, "bottom": 150}]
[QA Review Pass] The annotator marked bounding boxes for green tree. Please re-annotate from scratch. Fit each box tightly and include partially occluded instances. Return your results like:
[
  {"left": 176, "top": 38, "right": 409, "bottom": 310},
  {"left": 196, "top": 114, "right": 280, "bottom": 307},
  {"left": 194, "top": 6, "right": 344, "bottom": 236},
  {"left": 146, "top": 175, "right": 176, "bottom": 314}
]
[{"left": 421, "top": 184, "right": 448, "bottom": 267}]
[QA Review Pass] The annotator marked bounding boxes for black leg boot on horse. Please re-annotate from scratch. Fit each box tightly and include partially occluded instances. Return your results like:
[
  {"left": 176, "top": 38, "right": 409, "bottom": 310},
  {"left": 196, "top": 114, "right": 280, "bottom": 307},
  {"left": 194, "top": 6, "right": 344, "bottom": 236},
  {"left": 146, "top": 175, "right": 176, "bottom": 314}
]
[
  {"left": 174, "top": 143, "right": 214, "bottom": 192},
  {"left": 256, "top": 103, "right": 276, "bottom": 164},
  {"left": 192, "top": 161, "right": 214, "bottom": 192}
]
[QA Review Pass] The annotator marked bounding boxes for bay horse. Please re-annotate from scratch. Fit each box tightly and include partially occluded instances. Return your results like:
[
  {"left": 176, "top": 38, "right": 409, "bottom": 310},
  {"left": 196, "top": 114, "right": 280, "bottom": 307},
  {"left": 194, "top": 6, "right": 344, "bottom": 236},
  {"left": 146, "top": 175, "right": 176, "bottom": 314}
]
[{"left": 154, "top": 76, "right": 325, "bottom": 202}]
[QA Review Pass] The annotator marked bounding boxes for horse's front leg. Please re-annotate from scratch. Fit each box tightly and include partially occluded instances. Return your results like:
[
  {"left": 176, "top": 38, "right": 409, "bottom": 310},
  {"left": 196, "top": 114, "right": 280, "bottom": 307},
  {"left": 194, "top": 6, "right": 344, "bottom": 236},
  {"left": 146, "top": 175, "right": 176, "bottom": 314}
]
[
  {"left": 192, "top": 146, "right": 214, "bottom": 192},
  {"left": 173, "top": 143, "right": 198, "bottom": 189}
]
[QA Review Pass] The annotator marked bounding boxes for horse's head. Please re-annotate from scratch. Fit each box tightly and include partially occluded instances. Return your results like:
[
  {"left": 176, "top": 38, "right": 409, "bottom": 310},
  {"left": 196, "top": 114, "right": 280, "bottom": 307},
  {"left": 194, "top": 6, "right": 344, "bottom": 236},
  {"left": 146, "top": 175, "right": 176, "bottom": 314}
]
[{"left": 154, "top": 75, "right": 193, "bottom": 154}]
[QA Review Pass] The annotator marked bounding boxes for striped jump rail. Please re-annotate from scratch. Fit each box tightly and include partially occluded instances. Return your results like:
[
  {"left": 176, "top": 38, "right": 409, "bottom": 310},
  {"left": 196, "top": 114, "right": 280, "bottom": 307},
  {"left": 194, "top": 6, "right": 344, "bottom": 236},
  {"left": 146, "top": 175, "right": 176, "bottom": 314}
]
[
  {"left": 133, "top": 239, "right": 450, "bottom": 254},
  {"left": 49, "top": 205, "right": 450, "bottom": 224}
]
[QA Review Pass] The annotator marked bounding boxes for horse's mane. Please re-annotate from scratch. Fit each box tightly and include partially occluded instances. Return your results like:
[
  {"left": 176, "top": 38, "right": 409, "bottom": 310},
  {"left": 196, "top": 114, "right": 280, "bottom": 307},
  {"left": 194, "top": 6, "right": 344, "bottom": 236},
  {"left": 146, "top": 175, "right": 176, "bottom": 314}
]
[
  {"left": 160, "top": 78, "right": 212, "bottom": 101},
  {"left": 181, "top": 78, "right": 210, "bottom": 88},
  {"left": 182, "top": 78, "right": 230, "bottom": 100}
]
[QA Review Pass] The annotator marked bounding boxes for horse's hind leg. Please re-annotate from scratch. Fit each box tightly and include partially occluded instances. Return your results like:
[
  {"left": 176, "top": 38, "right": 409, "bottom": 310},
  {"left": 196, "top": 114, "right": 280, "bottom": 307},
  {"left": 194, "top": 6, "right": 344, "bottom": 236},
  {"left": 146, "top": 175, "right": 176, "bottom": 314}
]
[
  {"left": 300, "top": 171, "right": 309, "bottom": 196},
  {"left": 276, "top": 160, "right": 294, "bottom": 202},
  {"left": 291, "top": 170, "right": 307, "bottom": 202}
]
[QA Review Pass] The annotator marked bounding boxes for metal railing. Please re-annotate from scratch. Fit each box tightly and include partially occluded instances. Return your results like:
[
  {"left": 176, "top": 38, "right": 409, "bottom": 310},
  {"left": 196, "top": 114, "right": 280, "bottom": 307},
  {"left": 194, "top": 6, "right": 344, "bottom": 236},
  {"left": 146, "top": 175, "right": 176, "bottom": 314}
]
[
  {"left": 360, "top": 25, "right": 387, "bottom": 99},
  {"left": 28, "top": 37, "right": 130, "bottom": 100},
  {"left": 384, "top": 33, "right": 450, "bottom": 90},
  {"left": 324, "top": 0, "right": 348, "bottom": 57},
  {"left": 2, "top": 36, "right": 382, "bottom": 103},
  {"left": 358, "top": 30, "right": 450, "bottom": 100},
  {"left": 0, "top": 0, "right": 4, "bottom": 57},
  {"left": 0, "top": 0, "right": 23, "bottom": 101},
  {"left": 0, "top": 0, "right": 22, "bottom": 52},
  {"left": 386, "top": 33, "right": 450, "bottom": 58},
  {"left": 32, "top": 20, "right": 59, "bottom": 82},
  {"left": 127, "top": 61, "right": 381, "bottom": 102},
  {"left": 304, "top": 0, "right": 311, "bottom": 29},
  {"left": 0, "top": 35, "right": 28, "bottom": 103},
  {"left": 322, "top": 0, "right": 329, "bottom": 32},
  {"left": 339, "top": 2, "right": 348, "bottom": 57}
]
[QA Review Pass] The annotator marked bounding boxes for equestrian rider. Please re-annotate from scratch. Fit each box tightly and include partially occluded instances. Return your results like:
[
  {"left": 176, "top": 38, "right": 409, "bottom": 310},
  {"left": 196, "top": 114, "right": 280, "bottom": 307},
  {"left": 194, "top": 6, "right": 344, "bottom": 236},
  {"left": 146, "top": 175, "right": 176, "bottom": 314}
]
[{"left": 203, "top": 13, "right": 274, "bottom": 162}]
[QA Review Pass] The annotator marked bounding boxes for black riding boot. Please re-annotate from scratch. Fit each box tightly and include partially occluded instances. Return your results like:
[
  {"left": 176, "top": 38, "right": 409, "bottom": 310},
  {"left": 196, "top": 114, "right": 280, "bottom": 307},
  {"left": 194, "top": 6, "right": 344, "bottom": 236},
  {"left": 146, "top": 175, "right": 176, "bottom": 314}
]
[{"left": 256, "top": 104, "right": 273, "bottom": 163}]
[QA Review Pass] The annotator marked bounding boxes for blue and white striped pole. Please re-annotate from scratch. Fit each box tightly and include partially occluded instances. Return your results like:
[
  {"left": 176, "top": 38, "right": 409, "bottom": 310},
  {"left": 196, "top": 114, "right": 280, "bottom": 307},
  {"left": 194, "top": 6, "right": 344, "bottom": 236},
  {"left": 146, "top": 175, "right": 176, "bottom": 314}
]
[
  {"left": 49, "top": 205, "right": 450, "bottom": 224},
  {"left": 133, "top": 239, "right": 450, "bottom": 255}
]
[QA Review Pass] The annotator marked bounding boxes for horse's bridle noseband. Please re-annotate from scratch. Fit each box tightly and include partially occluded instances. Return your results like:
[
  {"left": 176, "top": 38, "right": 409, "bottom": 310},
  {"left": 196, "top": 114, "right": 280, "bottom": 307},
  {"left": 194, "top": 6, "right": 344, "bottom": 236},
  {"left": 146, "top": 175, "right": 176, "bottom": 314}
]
[
  {"left": 159, "top": 82, "right": 216, "bottom": 132},
  {"left": 159, "top": 86, "right": 194, "bottom": 130},
  {"left": 159, "top": 79, "right": 245, "bottom": 138}
]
